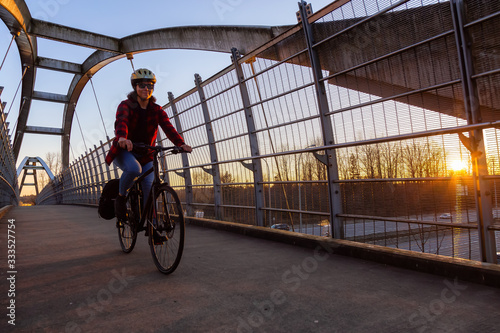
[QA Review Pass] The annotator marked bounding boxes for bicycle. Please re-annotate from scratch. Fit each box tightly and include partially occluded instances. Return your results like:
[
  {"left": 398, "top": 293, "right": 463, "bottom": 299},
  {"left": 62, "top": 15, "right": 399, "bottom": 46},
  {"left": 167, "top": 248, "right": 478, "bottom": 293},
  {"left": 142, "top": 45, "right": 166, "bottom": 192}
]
[{"left": 116, "top": 143, "right": 187, "bottom": 274}]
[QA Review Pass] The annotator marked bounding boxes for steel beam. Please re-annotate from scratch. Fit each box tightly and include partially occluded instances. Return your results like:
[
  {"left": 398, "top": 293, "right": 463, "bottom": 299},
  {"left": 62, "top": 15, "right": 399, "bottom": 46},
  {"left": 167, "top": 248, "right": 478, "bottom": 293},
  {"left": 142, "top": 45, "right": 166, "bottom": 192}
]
[
  {"left": 231, "top": 48, "right": 266, "bottom": 227},
  {"left": 32, "top": 91, "right": 69, "bottom": 104},
  {"left": 1, "top": 0, "right": 291, "bottom": 167},
  {"left": 29, "top": 19, "right": 120, "bottom": 53},
  {"left": 299, "top": 1, "right": 343, "bottom": 239},
  {"left": 452, "top": 0, "right": 497, "bottom": 264},
  {"left": 194, "top": 73, "right": 223, "bottom": 220},
  {"left": 120, "top": 25, "right": 290, "bottom": 55},
  {"left": 25, "top": 126, "right": 64, "bottom": 135},
  {"left": 17, "top": 156, "right": 55, "bottom": 195},
  {"left": 168, "top": 92, "right": 194, "bottom": 217},
  {"left": 36, "top": 57, "right": 82, "bottom": 74}
]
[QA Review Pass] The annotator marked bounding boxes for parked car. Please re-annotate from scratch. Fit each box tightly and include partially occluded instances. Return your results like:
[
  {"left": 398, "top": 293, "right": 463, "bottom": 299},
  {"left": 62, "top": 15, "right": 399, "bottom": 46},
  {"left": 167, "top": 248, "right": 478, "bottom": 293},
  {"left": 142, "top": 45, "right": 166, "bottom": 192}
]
[
  {"left": 271, "top": 223, "right": 290, "bottom": 231},
  {"left": 439, "top": 213, "right": 452, "bottom": 219}
]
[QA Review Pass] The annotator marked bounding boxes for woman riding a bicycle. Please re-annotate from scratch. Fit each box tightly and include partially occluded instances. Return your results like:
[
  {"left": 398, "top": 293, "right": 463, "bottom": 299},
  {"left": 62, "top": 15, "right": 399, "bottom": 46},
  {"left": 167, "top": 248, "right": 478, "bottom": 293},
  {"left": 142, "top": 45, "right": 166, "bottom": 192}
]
[{"left": 105, "top": 68, "right": 192, "bottom": 221}]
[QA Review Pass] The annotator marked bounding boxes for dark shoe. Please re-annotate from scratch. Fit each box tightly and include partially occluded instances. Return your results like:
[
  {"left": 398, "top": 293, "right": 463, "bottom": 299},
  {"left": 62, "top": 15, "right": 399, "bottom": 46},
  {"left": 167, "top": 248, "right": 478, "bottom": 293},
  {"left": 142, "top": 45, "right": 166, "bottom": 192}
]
[
  {"left": 152, "top": 231, "right": 167, "bottom": 245},
  {"left": 115, "top": 194, "right": 127, "bottom": 221}
]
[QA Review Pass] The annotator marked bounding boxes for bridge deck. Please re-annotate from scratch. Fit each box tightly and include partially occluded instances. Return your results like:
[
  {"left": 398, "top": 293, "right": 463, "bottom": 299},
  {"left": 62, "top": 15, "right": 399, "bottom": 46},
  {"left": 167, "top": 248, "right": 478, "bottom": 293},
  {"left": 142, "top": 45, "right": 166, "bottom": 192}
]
[{"left": 1, "top": 205, "right": 500, "bottom": 332}]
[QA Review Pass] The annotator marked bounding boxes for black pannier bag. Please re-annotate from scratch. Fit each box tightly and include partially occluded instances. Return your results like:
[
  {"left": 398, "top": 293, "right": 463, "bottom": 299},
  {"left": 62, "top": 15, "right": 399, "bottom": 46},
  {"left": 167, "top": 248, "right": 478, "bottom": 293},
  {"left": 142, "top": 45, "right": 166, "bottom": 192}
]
[{"left": 98, "top": 179, "right": 120, "bottom": 219}]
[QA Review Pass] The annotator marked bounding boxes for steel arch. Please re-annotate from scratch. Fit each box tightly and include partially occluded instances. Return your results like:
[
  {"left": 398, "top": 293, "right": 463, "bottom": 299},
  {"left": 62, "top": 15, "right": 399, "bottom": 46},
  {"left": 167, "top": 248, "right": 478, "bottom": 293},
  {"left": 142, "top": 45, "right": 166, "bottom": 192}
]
[{"left": 0, "top": 0, "right": 292, "bottom": 167}]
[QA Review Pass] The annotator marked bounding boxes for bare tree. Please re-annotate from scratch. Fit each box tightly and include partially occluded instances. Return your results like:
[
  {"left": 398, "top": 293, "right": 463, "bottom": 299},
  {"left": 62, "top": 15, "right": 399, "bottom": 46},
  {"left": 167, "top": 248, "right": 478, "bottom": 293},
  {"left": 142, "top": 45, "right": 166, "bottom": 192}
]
[
  {"left": 347, "top": 148, "right": 362, "bottom": 179},
  {"left": 192, "top": 169, "right": 213, "bottom": 185},
  {"left": 221, "top": 171, "right": 235, "bottom": 184},
  {"left": 359, "top": 144, "right": 381, "bottom": 178},
  {"left": 45, "top": 152, "right": 62, "bottom": 175},
  {"left": 192, "top": 169, "right": 214, "bottom": 205},
  {"left": 401, "top": 140, "right": 446, "bottom": 178},
  {"left": 300, "top": 151, "right": 327, "bottom": 181},
  {"left": 379, "top": 142, "right": 401, "bottom": 178},
  {"left": 37, "top": 152, "right": 62, "bottom": 189},
  {"left": 274, "top": 145, "right": 294, "bottom": 182}
]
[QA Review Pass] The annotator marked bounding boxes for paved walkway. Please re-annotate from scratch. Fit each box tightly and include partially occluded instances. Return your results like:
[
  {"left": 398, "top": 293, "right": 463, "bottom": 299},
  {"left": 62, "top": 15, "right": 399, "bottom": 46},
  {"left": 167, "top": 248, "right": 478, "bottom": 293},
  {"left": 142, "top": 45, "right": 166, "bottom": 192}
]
[{"left": 1, "top": 205, "right": 500, "bottom": 333}]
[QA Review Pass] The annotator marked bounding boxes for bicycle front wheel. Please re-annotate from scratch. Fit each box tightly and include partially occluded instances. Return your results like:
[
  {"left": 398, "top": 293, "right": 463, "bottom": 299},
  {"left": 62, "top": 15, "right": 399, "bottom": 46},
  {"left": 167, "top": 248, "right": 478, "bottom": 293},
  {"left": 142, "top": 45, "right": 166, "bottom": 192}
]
[
  {"left": 118, "top": 191, "right": 138, "bottom": 253},
  {"left": 148, "top": 184, "right": 185, "bottom": 274}
]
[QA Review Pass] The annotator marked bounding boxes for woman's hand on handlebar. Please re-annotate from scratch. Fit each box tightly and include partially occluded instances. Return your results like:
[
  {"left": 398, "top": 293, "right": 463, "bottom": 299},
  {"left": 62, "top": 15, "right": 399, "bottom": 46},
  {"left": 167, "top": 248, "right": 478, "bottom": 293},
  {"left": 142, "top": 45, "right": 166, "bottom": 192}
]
[
  {"left": 118, "top": 137, "right": 133, "bottom": 151},
  {"left": 180, "top": 144, "right": 192, "bottom": 153}
]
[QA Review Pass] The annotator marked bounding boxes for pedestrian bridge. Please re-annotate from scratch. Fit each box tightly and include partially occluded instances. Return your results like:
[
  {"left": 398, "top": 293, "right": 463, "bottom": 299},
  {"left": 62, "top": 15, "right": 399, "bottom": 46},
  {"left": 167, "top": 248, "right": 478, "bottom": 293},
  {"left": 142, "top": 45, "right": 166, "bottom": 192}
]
[
  {"left": 1, "top": 205, "right": 500, "bottom": 332},
  {"left": 30, "top": 0, "right": 500, "bottom": 266}
]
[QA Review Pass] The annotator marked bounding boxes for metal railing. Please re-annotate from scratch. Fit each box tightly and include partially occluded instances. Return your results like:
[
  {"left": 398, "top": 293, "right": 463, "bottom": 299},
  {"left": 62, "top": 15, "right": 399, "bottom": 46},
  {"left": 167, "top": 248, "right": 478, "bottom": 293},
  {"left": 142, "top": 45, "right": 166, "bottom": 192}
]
[
  {"left": 37, "top": 0, "right": 500, "bottom": 263},
  {"left": 0, "top": 97, "right": 19, "bottom": 207}
]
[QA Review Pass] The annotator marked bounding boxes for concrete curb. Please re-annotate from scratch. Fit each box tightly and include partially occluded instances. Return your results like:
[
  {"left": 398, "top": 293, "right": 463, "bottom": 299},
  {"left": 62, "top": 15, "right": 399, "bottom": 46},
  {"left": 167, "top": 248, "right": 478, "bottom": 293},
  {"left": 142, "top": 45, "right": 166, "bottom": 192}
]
[
  {"left": 0, "top": 205, "right": 13, "bottom": 220},
  {"left": 186, "top": 217, "right": 500, "bottom": 288}
]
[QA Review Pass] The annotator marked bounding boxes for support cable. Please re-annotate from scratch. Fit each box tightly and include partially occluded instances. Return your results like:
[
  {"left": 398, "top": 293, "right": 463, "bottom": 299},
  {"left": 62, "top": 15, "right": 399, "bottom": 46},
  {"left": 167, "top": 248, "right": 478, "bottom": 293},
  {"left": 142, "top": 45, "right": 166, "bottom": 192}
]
[
  {"left": 6, "top": 65, "right": 28, "bottom": 119},
  {"left": 87, "top": 75, "right": 109, "bottom": 140},
  {"left": 0, "top": 31, "right": 19, "bottom": 73},
  {"left": 65, "top": 132, "right": 76, "bottom": 165},
  {"left": 7, "top": 65, "right": 29, "bottom": 136},
  {"left": 74, "top": 107, "right": 88, "bottom": 153},
  {"left": 69, "top": 141, "right": 76, "bottom": 163},
  {"left": 11, "top": 97, "right": 26, "bottom": 140}
]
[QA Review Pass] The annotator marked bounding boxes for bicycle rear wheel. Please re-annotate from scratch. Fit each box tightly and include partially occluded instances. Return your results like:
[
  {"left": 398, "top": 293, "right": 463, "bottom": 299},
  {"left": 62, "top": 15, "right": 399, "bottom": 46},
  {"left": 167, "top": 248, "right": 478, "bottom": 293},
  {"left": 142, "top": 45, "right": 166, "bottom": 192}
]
[
  {"left": 118, "top": 191, "right": 139, "bottom": 253},
  {"left": 148, "top": 184, "right": 185, "bottom": 274}
]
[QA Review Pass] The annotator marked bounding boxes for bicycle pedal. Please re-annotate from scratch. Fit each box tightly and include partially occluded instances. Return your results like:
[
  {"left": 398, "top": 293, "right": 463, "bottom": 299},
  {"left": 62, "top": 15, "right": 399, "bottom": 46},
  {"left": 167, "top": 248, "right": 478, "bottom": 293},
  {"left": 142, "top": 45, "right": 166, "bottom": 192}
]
[{"left": 153, "top": 232, "right": 168, "bottom": 245}]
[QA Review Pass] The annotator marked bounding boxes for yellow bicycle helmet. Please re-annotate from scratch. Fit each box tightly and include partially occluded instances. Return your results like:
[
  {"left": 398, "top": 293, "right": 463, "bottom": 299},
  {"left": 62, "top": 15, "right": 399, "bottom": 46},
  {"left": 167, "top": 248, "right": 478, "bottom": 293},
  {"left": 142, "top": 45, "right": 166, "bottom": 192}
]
[{"left": 131, "top": 68, "right": 156, "bottom": 87}]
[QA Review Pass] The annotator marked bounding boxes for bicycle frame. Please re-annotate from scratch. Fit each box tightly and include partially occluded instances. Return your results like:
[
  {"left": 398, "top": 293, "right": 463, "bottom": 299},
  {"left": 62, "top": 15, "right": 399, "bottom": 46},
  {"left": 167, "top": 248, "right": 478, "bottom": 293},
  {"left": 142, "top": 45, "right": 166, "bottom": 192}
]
[
  {"left": 127, "top": 145, "right": 178, "bottom": 230},
  {"left": 118, "top": 144, "right": 186, "bottom": 274}
]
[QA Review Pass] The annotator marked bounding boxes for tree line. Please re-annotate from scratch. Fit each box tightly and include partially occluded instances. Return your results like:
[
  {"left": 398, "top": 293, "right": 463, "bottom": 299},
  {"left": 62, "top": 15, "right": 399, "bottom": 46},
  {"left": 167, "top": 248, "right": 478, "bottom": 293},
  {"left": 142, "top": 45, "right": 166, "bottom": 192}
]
[{"left": 271, "top": 139, "right": 450, "bottom": 182}]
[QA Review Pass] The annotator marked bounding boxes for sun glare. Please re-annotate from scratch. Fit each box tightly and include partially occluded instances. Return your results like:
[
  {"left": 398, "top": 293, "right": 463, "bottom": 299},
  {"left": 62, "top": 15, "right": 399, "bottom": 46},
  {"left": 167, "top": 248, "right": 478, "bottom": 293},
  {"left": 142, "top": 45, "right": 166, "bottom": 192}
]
[{"left": 450, "top": 160, "right": 467, "bottom": 171}]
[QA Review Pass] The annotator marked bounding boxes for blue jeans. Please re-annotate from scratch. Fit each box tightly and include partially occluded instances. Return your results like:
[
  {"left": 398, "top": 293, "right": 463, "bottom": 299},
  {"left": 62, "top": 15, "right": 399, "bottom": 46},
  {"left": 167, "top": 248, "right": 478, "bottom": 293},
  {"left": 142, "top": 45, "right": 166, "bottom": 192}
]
[{"left": 113, "top": 150, "right": 153, "bottom": 207}]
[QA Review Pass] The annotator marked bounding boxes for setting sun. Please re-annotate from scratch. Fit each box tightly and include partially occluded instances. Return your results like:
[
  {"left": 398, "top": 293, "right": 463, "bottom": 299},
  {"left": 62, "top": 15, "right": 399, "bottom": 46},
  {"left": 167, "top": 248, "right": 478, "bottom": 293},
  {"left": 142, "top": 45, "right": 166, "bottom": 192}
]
[{"left": 450, "top": 160, "right": 467, "bottom": 171}]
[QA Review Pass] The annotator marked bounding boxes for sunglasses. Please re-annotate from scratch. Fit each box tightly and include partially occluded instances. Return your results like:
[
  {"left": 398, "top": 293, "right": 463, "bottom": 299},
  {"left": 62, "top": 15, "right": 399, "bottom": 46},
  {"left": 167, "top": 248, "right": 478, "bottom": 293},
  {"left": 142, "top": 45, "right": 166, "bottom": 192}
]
[{"left": 137, "top": 83, "right": 154, "bottom": 90}]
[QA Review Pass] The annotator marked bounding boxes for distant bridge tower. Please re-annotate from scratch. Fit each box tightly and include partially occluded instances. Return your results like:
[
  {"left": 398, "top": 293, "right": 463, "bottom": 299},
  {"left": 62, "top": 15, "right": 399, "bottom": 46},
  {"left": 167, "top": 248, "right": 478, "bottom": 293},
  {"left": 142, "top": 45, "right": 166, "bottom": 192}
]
[{"left": 17, "top": 157, "right": 54, "bottom": 195}]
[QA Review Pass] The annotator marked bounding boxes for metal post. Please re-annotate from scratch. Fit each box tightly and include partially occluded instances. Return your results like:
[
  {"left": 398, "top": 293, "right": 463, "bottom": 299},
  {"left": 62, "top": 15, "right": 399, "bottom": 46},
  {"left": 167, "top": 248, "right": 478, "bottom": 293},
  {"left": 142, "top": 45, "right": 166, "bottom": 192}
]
[
  {"left": 18, "top": 169, "right": 27, "bottom": 195},
  {"left": 262, "top": 159, "right": 272, "bottom": 226},
  {"left": 156, "top": 130, "right": 169, "bottom": 183},
  {"left": 100, "top": 140, "right": 112, "bottom": 181},
  {"left": 83, "top": 153, "right": 94, "bottom": 204},
  {"left": 32, "top": 165, "right": 38, "bottom": 196},
  {"left": 156, "top": 131, "right": 173, "bottom": 186},
  {"left": 194, "top": 73, "right": 223, "bottom": 220},
  {"left": 79, "top": 158, "right": 86, "bottom": 204},
  {"left": 85, "top": 151, "right": 93, "bottom": 203},
  {"left": 68, "top": 166, "right": 77, "bottom": 204},
  {"left": 89, "top": 148, "right": 100, "bottom": 204},
  {"left": 95, "top": 143, "right": 105, "bottom": 184},
  {"left": 70, "top": 160, "right": 79, "bottom": 204},
  {"left": 452, "top": 0, "right": 497, "bottom": 263},
  {"left": 62, "top": 132, "right": 70, "bottom": 169},
  {"left": 231, "top": 48, "right": 265, "bottom": 227},
  {"left": 109, "top": 139, "right": 119, "bottom": 179},
  {"left": 298, "top": 1, "right": 343, "bottom": 238},
  {"left": 168, "top": 92, "right": 194, "bottom": 217},
  {"left": 76, "top": 157, "right": 85, "bottom": 204},
  {"left": 80, "top": 155, "right": 90, "bottom": 204}
]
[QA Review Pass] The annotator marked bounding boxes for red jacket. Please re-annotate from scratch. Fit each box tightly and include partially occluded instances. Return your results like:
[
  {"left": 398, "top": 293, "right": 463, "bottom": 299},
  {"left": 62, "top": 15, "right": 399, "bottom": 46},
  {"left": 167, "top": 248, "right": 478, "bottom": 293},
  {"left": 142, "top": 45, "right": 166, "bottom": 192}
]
[{"left": 105, "top": 95, "right": 185, "bottom": 165}]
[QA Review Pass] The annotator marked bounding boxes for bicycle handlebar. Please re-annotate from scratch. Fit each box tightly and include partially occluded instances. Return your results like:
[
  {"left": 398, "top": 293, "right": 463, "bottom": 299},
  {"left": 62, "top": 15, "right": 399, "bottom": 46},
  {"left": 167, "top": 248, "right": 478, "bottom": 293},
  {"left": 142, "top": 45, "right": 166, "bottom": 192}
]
[{"left": 132, "top": 143, "right": 186, "bottom": 154}]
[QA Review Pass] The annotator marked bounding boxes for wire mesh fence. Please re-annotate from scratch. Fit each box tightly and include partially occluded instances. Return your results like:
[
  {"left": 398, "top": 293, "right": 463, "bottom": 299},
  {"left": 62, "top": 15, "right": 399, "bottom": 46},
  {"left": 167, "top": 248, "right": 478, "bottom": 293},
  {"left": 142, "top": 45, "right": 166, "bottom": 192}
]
[
  {"left": 0, "top": 105, "right": 18, "bottom": 207},
  {"left": 37, "top": 0, "right": 500, "bottom": 263}
]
